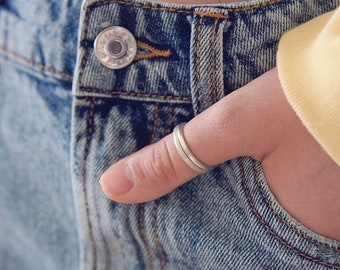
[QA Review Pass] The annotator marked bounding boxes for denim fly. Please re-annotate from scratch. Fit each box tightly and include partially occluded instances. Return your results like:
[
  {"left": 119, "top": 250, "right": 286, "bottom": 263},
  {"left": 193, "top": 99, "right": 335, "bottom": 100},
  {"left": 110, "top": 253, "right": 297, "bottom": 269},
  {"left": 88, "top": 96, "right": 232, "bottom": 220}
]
[{"left": 1, "top": 0, "right": 340, "bottom": 269}]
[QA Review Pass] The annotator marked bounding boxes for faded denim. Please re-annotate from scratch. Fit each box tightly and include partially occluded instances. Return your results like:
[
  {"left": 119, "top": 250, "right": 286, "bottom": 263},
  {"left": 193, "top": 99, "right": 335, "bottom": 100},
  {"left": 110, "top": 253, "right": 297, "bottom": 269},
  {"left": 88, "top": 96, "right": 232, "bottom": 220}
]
[{"left": 1, "top": 0, "right": 340, "bottom": 269}]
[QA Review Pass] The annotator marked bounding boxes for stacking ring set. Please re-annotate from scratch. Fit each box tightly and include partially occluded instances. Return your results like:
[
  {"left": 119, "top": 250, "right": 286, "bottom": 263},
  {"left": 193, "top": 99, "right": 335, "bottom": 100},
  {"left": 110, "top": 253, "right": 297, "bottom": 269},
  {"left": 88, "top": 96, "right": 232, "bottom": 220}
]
[{"left": 173, "top": 123, "right": 213, "bottom": 174}]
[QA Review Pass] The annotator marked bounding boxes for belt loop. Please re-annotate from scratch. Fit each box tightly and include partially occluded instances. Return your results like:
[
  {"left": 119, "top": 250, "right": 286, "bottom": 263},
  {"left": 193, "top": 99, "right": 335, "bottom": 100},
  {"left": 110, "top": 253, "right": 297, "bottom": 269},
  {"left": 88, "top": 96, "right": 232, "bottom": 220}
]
[{"left": 190, "top": 8, "right": 231, "bottom": 115}]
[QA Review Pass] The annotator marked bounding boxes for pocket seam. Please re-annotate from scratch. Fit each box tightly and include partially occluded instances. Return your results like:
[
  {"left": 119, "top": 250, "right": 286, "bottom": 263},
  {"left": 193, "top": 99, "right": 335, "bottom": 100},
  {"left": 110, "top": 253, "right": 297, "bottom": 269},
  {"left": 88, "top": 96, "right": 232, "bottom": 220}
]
[{"left": 238, "top": 158, "right": 340, "bottom": 269}]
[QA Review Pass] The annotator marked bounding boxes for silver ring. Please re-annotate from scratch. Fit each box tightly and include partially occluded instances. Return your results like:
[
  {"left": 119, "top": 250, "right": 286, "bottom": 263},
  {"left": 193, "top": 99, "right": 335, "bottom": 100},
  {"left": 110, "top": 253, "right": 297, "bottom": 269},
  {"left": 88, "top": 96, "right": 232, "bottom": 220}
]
[{"left": 173, "top": 122, "right": 212, "bottom": 174}]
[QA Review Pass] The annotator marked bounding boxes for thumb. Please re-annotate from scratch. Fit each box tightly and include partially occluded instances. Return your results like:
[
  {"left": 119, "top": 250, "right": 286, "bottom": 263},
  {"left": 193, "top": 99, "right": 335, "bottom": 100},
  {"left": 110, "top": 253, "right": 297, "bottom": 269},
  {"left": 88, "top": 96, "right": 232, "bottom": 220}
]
[{"left": 100, "top": 68, "right": 286, "bottom": 203}]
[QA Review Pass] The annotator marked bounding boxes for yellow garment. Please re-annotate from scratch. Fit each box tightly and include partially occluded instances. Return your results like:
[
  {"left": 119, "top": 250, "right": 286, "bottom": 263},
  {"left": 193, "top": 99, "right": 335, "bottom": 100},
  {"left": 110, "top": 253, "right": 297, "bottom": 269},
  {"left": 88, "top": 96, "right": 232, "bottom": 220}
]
[{"left": 277, "top": 7, "right": 340, "bottom": 166}]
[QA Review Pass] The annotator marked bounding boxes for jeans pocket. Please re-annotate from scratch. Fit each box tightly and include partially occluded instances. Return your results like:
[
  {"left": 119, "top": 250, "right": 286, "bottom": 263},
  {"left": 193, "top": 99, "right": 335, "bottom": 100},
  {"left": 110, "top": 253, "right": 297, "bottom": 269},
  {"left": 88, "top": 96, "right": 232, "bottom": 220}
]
[{"left": 236, "top": 157, "right": 340, "bottom": 269}]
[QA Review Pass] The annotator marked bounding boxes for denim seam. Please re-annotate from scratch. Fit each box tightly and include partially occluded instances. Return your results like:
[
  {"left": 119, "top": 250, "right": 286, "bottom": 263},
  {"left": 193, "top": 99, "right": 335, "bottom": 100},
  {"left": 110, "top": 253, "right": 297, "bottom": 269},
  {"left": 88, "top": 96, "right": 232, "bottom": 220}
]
[
  {"left": 229, "top": 0, "right": 282, "bottom": 12},
  {"left": 150, "top": 104, "right": 170, "bottom": 270},
  {"left": 150, "top": 103, "right": 167, "bottom": 270},
  {"left": 0, "top": 46, "right": 73, "bottom": 81},
  {"left": 196, "top": 15, "right": 203, "bottom": 111},
  {"left": 153, "top": 200, "right": 166, "bottom": 270},
  {"left": 167, "top": 103, "right": 173, "bottom": 135},
  {"left": 150, "top": 102, "right": 160, "bottom": 143},
  {"left": 86, "top": 0, "right": 282, "bottom": 17},
  {"left": 139, "top": 202, "right": 154, "bottom": 269},
  {"left": 194, "top": 11, "right": 229, "bottom": 19},
  {"left": 138, "top": 103, "right": 161, "bottom": 270},
  {"left": 135, "top": 41, "right": 171, "bottom": 62},
  {"left": 211, "top": 18, "right": 219, "bottom": 104},
  {"left": 78, "top": 87, "right": 192, "bottom": 101},
  {"left": 238, "top": 159, "right": 340, "bottom": 269},
  {"left": 252, "top": 160, "right": 340, "bottom": 253},
  {"left": 83, "top": 97, "right": 98, "bottom": 270}
]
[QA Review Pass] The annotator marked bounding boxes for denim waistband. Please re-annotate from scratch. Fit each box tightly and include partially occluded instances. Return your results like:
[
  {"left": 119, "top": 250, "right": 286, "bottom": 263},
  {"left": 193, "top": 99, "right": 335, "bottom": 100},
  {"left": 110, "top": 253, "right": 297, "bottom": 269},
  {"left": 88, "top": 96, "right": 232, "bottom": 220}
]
[
  {"left": 73, "top": 0, "right": 339, "bottom": 115},
  {"left": 1, "top": 0, "right": 339, "bottom": 112}
]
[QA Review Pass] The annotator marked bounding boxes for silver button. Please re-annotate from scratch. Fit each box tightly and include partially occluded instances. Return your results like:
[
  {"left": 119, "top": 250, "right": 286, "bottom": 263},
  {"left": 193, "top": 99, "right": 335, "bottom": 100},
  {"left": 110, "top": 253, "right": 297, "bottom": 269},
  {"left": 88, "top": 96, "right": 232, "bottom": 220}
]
[{"left": 94, "top": 26, "right": 137, "bottom": 70}]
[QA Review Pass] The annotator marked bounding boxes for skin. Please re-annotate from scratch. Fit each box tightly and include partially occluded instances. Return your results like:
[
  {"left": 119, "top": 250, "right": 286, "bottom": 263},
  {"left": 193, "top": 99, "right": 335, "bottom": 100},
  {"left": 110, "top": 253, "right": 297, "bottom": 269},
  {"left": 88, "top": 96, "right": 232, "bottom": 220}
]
[{"left": 100, "top": 68, "right": 340, "bottom": 241}]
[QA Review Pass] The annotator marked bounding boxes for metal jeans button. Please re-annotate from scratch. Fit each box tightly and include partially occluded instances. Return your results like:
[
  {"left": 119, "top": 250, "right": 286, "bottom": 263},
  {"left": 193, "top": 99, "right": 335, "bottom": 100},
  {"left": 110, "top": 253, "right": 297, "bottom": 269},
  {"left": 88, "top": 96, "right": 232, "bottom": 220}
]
[{"left": 94, "top": 26, "right": 137, "bottom": 70}]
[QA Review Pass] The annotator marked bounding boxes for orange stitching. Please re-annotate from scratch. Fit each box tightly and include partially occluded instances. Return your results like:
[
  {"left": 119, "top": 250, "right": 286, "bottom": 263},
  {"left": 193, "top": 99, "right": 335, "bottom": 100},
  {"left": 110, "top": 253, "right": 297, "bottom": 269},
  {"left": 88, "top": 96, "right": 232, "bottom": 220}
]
[
  {"left": 73, "top": 97, "right": 89, "bottom": 104},
  {"left": 252, "top": 160, "right": 340, "bottom": 253},
  {"left": 0, "top": 46, "right": 73, "bottom": 80},
  {"left": 211, "top": 18, "right": 219, "bottom": 104},
  {"left": 238, "top": 159, "right": 340, "bottom": 269},
  {"left": 87, "top": 98, "right": 95, "bottom": 136},
  {"left": 196, "top": 15, "right": 203, "bottom": 111},
  {"left": 167, "top": 103, "right": 173, "bottom": 135},
  {"left": 227, "top": 0, "right": 282, "bottom": 12},
  {"left": 194, "top": 11, "right": 229, "bottom": 19},
  {"left": 88, "top": 0, "right": 282, "bottom": 17},
  {"left": 134, "top": 41, "right": 171, "bottom": 62},
  {"left": 139, "top": 203, "right": 154, "bottom": 270},
  {"left": 79, "top": 86, "right": 191, "bottom": 101},
  {"left": 150, "top": 102, "right": 159, "bottom": 143},
  {"left": 90, "top": 1, "right": 192, "bottom": 15}
]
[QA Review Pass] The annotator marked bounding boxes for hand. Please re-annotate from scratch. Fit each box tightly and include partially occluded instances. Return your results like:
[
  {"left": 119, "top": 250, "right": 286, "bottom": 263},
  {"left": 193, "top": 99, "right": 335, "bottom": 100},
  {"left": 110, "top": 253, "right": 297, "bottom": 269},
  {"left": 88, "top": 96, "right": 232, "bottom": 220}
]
[{"left": 100, "top": 68, "right": 340, "bottom": 240}]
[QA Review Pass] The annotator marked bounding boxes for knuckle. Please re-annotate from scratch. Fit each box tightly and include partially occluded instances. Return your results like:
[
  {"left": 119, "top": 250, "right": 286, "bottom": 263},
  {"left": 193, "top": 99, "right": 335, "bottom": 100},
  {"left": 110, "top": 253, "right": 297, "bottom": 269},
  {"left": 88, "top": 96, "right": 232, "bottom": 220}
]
[{"left": 131, "top": 139, "right": 177, "bottom": 187}]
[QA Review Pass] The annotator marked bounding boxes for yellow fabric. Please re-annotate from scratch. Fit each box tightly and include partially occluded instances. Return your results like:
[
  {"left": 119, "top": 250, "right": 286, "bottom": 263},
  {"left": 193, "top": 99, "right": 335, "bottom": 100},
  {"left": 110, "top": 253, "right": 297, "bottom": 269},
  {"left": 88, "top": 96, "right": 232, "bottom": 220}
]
[{"left": 277, "top": 7, "right": 340, "bottom": 166}]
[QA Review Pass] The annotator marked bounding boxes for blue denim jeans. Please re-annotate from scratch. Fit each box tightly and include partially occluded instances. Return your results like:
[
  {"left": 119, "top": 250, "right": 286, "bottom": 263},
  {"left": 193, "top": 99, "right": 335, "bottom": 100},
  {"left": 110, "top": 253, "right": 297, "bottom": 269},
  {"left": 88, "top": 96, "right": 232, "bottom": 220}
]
[{"left": 1, "top": 0, "right": 340, "bottom": 269}]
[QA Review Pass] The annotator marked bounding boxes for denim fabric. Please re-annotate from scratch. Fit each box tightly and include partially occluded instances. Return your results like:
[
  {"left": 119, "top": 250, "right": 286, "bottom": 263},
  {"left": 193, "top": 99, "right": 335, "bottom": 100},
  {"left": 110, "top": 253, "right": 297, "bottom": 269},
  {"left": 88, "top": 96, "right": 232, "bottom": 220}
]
[
  {"left": 1, "top": 0, "right": 340, "bottom": 269},
  {"left": 0, "top": 1, "right": 82, "bottom": 269}
]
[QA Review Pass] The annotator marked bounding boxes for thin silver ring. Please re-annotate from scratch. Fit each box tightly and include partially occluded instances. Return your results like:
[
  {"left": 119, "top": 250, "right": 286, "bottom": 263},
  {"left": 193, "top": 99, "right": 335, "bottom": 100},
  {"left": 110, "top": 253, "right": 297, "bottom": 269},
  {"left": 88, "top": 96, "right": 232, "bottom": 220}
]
[{"left": 173, "top": 122, "right": 212, "bottom": 174}]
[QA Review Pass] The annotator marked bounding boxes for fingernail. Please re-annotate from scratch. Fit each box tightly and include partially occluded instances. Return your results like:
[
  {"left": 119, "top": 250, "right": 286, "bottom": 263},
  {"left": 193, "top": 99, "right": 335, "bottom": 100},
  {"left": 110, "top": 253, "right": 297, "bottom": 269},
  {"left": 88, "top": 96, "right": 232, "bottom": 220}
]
[{"left": 100, "top": 161, "right": 134, "bottom": 196}]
